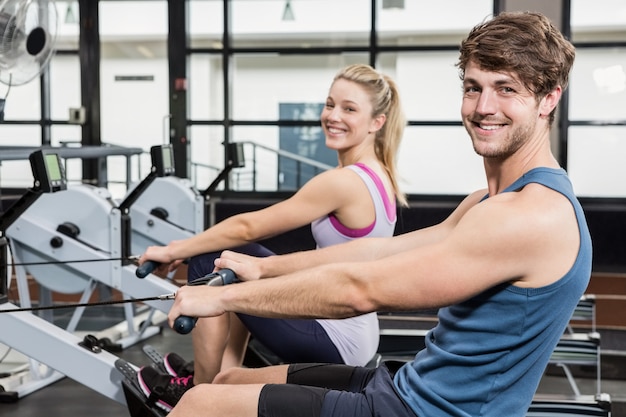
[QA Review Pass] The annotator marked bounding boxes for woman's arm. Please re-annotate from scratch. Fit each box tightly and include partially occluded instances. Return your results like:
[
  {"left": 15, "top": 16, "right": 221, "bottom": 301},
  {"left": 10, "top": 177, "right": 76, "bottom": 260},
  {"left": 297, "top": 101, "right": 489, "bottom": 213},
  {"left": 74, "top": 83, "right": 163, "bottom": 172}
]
[
  {"left": 139, "top": 166, "right": 375, "bottom": 270},
  {"left": 215, "top": 190, "right": 487, "bottom": 279}
]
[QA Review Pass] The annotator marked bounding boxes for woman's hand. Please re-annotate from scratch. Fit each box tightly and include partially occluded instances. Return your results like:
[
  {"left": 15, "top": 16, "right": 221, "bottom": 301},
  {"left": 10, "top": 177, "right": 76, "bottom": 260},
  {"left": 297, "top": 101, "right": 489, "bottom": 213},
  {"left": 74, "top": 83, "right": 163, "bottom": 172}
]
[
  {"left": 138, "top": 244, "right": 183, "bottom": 273},
  {"left": 213, "top": 250, "right": 265, "bottom": 281}
]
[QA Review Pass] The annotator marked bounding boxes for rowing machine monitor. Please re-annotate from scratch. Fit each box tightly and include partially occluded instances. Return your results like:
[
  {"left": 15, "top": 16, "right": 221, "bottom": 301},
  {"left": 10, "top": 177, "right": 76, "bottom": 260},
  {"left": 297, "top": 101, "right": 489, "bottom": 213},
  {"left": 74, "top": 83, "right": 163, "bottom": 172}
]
[
  {"left": 150, "top": 144, "right": 175, "bottom": 177},
  {"left": 30, "top": 150, "right": 67, "bottom": 193},
  {"left": 0, "top": 150, "right": 67, "bottom": 232}
]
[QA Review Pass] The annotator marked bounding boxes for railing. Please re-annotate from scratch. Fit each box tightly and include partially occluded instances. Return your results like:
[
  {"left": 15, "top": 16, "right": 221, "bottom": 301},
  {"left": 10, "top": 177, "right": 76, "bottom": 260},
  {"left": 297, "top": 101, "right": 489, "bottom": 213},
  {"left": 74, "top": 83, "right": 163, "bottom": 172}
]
[
  {"left": 0, "top": 142, "right": 331, "bottom": 201},
  {"left": 191, "top": 141, "right": 333, "bottom": 193}
]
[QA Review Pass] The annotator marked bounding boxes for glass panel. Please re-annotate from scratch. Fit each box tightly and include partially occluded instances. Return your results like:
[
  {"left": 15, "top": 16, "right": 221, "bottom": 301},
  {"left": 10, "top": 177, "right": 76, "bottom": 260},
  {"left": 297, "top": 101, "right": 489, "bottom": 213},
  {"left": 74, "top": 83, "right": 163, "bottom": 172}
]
[
  {"left": 233, "top": 126, "right": 282, "bottom": 192},
  {"left": 107, "top": 154, "right": 141, "bottom": 199},
  {"left": 189, "top": 54, "right": 224, "bottom": 120},
  {"left": 398, "top": 126, "right": 484, "bottom": 195},
  {"left": 189, "top": 0, "right": 224, "bottom": 49},
  {"left": 377, "top": 0, "right": 493, "bottom": 46},
  {"left": 228, "top": 125, "right": 485, "bottom": 195},
  {"left": 0, "top": 126, "right": 41, "bottom": 147},
  {"left": 99, "top": 1, "right": 169, "bottom": 151},
  {"left": 231, "top": 53, "right": 369, "bottom": 120},
  {"left": 0, "top": 79, "right": 41, "bottom": 121},
  {"left": 51, "top": 124, "right": 82, "bottom": 147},
  {"left": 49, "top": 55, "right": 81, "bottom": 121},
  {"left": 0, "top": 160, "right": 35, "bottom": 188},
  {"left": 189, "top": 125, "right": 225, "bottom": 191},
  {"left": 0, "top": 126, "right": 42, "bottom": 188},
  {"left": 99, "top": 1, "right": 168, "bottom": 198},
  {"left": 56, "top": 0, "right": 80, "bottom": 49},
  {"left": 232, "top": 0, "right": 371, "bottom": 48},
  {"left": 569, "top": 48, "right": 626, "bottom": 121},
  {"left": 572, "top": 0, "right": 626, "bottom": 42},
  {"left": 567, "top": 126, "right": 626, "bottom": 198},
  {"left": 100, "top": 1, "right": 168, "bottom": 41},
  {"left": 378, "top": 51, "right": 463, "bottom": 121}
]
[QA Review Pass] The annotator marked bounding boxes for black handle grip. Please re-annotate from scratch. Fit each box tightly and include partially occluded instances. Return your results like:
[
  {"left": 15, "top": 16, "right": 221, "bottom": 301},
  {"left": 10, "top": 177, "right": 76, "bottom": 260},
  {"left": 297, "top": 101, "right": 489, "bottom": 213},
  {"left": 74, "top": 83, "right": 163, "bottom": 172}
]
[
  {"left": 136, "top": 260, "right": 160, "bottom": 278},
  {"left": 173, "top": 315, "right": 197, "bottom": 334},
  {"left": 173, "top": 269, "right": 237, "bottom": 334}
]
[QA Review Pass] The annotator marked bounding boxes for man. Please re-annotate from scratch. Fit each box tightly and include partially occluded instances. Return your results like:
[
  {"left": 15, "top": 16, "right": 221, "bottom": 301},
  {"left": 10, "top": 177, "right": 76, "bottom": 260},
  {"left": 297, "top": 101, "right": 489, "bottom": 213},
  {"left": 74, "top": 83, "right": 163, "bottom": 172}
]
[{"left": 165, "top": 11, "right": 589, "bottom": 417}]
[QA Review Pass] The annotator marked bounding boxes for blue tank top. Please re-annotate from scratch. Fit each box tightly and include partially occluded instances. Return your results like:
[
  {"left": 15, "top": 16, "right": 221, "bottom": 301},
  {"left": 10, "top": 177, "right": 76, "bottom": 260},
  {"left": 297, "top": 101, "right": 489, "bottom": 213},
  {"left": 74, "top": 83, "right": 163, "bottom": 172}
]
[
  {"left": 312, "top": 163, "right": 397, "bottom": 365},
  {"left": 394, "top": 168, "right": 592, "bottom": 417}
]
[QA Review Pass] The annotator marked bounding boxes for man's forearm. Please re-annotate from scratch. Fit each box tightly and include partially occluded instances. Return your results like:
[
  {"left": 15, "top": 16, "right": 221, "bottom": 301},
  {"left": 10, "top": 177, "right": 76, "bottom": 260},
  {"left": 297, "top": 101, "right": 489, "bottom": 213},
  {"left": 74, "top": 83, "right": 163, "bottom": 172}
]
[{"left": 221, "top": 261, "right": 372, "bottom": 319}]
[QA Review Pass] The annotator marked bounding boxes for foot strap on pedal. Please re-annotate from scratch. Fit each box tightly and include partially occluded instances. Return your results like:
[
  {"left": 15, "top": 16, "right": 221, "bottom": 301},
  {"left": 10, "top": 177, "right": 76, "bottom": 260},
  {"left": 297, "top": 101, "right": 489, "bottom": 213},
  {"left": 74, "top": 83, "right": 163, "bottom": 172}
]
[{"left": 115, "top": 359, "right": 167, "bottom": 417}]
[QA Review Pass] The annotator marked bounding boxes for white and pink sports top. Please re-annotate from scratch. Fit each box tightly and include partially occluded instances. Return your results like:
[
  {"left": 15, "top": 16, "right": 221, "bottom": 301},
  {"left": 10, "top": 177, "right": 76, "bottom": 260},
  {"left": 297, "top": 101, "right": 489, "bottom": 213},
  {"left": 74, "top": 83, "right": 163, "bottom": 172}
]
[{"left": 310, "top": 162, "right": 397, "bottom": 365}]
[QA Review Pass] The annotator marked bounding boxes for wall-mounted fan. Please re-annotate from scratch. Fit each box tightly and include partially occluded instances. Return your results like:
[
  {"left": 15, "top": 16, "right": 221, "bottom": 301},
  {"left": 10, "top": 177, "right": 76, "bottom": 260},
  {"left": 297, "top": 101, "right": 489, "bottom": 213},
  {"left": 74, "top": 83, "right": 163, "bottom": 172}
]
[
  {"left": 0, "top": 0, "right": 58, "bottom": 86},
  {"left": 0, "top": 0, "right": 57, "bottom": 119}
]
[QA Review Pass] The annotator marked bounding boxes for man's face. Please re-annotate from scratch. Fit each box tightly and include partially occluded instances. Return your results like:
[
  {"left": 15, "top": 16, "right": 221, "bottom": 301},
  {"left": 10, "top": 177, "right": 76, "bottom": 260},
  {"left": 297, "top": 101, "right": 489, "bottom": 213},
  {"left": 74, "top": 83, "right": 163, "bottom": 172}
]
[{"left": 460, "top": 61, "right": 542, "bottom": 160}]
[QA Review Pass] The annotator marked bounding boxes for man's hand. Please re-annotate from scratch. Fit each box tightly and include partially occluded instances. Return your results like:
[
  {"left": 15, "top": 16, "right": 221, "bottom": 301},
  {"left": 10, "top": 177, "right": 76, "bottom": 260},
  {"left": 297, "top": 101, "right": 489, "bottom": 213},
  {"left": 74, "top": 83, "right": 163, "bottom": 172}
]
[{"left": 167, "top": 284, "right": 226, "bottom": 329}]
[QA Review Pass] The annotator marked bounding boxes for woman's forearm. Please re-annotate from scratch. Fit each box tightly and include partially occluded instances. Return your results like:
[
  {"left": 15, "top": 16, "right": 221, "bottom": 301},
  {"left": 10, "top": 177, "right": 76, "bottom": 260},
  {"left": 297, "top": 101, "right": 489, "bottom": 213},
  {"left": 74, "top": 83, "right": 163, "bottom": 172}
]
[{"left": 260, "top": 236, "right": 388, "bottom": 278}]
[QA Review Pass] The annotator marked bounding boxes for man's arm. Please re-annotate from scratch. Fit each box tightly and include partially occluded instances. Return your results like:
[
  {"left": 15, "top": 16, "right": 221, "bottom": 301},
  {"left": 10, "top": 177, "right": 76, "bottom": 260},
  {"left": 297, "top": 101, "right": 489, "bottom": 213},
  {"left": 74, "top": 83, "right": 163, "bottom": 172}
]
[
  {"left": 215, "top": 190, "right": 485, "bottom": 280},
  {"left": 169, "top": 186, "right": 579, "bottom": 326}
]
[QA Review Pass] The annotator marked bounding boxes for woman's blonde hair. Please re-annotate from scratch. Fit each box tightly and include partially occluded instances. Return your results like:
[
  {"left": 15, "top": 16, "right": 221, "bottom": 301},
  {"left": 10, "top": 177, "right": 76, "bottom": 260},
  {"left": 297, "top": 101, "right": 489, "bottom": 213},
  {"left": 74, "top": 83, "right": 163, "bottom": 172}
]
[{"left": 334, "top": 64, "right": 407, "bottom": 206}]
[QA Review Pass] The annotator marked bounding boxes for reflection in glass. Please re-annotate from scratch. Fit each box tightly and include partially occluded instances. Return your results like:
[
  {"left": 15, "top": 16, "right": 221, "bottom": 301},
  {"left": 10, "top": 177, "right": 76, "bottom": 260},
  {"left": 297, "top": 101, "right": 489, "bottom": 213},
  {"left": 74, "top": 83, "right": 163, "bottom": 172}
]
[
  {"left": 569, "top": 48, "right": 626, "bottom": 121},
  {"left": 572, "top": 0, "right": 626, "bottom": 42}
]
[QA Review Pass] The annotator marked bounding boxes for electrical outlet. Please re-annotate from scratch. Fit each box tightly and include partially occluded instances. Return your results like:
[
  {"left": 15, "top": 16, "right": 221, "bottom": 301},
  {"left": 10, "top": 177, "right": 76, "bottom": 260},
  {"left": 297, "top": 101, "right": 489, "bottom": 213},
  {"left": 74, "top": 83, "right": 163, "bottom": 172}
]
[{"left": 68, "top": 107, "right": 85, "bottom": 124}]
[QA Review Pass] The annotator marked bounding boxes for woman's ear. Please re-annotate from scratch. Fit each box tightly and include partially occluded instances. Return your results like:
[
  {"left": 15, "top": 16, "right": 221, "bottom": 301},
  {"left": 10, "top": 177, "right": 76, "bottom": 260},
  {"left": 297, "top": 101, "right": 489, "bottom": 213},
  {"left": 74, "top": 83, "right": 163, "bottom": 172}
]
[{"left": 369, "top": 113, "right": 387, "bottom": 133}]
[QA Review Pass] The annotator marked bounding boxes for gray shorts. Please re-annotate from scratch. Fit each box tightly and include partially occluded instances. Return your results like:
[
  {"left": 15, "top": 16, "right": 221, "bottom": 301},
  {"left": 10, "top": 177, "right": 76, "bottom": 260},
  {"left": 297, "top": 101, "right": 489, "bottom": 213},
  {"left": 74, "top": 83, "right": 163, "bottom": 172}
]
[{"left": 258, "top": 362, "right": 417, "bottom": 417}]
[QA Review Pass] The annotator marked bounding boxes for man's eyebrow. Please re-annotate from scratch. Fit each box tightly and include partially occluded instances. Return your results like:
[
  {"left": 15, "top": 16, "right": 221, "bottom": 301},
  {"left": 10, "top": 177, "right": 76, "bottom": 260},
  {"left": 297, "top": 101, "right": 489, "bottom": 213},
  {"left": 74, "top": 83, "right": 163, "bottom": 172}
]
[
  {"left": 462, "top": 75, "right": 523, "bottom": 88},
  {"left": 494, "top": 77, "right": 521, "bottom": 86}
]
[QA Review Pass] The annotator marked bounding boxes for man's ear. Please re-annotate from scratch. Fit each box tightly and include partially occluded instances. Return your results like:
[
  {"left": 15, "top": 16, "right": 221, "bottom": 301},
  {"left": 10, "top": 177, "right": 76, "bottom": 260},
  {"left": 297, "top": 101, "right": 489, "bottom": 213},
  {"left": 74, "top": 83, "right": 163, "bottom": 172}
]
[{"left": 539, "top": 86, "right": 562, "bottom": 117}]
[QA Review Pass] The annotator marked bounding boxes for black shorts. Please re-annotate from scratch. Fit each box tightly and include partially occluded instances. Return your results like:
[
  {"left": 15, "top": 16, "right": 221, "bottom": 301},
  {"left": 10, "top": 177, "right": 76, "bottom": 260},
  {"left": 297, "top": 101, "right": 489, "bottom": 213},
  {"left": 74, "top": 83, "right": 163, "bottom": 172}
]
[{"left": 258, "top": 362, "right": 417, "bottom": 417}]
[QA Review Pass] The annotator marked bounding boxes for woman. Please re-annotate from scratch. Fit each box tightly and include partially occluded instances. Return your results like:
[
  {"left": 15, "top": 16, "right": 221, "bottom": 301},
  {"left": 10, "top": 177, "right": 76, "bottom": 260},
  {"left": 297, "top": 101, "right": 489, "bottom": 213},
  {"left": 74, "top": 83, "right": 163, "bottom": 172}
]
[{"left": 137, "top": 63, "right": 407, "bottom": 413}]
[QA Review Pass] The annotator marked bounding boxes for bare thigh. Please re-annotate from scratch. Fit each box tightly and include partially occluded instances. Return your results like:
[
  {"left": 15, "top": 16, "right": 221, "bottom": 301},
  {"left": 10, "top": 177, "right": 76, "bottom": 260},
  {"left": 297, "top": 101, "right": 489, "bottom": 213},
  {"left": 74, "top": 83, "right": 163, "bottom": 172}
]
[
  {"left": 214, "top": 364, "right": 290, "bottom": 385},
  {"left": 169, "top": 383, "right": 264, "bottom": 417}
]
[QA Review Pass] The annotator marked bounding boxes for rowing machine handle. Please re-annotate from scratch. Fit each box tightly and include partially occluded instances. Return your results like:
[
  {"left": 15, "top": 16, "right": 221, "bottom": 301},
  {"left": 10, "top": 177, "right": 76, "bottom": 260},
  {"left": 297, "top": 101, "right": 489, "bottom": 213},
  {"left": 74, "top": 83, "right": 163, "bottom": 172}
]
[
  {"left": 173, "top": 268, "right": 237, "bottom": 334},
  {"left": 136, "top": 260, "right": 159, "bottom": 278}
]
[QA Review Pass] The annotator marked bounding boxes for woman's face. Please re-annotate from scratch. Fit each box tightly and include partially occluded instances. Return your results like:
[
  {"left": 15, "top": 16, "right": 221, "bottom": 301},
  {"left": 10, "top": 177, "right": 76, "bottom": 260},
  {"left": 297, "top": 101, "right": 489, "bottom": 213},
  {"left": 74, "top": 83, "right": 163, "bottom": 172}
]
[{"left": 321, "top": 78, "right": 382, "bottom": 152}]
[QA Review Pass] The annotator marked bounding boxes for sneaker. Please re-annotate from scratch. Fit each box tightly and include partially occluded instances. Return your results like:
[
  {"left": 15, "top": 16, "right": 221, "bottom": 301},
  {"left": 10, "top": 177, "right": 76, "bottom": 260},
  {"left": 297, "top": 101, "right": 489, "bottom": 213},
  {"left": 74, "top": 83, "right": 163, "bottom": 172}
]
[
  {"left": 137, "top": 366, "right": 194, "bottom": 412},
  {"left": 163, "top": 352, "right": 194, "bottom": 377}
]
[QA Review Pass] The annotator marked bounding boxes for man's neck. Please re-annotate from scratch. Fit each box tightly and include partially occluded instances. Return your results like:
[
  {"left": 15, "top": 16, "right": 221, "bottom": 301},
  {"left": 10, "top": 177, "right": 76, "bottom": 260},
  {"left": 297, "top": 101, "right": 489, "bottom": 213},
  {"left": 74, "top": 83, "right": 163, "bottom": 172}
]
[{"left": 484, "top": 140, "right": 559, "bottom": 196}]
